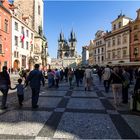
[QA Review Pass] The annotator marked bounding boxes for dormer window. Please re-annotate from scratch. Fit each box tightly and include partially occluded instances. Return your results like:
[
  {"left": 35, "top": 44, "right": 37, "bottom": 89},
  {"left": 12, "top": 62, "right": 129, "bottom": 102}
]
[
  {"left": 113, "top": 24, "right": 116, "bottom": 30},
  {"left": 118, "top": 22, "right": 122, "bottom": 28}
]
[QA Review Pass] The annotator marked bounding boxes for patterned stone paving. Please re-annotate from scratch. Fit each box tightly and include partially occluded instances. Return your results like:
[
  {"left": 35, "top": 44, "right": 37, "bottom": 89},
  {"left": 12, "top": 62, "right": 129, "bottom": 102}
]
[{"left": 0, "top": 74, "right": 140, "bottom": 139}]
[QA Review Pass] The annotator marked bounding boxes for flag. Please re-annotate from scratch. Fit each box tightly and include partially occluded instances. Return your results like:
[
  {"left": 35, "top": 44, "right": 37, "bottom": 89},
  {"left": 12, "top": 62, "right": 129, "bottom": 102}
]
[{"left": 20, "top": 31, "right": 25, "bottom": 42}]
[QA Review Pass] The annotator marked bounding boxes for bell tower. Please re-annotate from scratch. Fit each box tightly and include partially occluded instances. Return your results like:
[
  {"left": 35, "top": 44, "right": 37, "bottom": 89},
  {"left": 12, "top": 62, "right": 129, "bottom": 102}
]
[{"left": 69, "top": 29, "right": 77, "bottom": 57}]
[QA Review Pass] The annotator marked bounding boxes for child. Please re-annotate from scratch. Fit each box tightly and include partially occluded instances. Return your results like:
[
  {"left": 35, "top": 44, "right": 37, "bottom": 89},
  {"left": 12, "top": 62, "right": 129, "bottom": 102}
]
[{"left": 10, "top": 78, "right": 25, "bottom": 106}]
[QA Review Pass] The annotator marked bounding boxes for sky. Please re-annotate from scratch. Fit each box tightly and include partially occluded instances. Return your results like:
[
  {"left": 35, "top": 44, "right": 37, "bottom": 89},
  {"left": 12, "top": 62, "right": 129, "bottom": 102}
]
[{"left": 43, "top": 1, "right": 140, "bottom": 58}]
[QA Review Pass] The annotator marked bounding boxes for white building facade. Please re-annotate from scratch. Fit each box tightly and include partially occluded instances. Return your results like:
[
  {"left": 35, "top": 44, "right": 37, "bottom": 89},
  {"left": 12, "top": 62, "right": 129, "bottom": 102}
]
[{"left": 11, "top": 13, "right": 34, "bottom": 70}]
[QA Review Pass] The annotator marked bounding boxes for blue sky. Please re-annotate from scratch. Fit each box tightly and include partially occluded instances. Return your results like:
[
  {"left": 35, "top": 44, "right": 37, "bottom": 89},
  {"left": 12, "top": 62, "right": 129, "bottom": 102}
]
[{"left": 44, "top": 1, "right": 140, "bottom": 58}]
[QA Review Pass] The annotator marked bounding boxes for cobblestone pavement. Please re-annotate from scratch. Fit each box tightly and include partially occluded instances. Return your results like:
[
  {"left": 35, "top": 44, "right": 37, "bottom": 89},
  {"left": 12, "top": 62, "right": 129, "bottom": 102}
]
[{"left": 0, "top": 74, "right": 140, "bottom": 139}]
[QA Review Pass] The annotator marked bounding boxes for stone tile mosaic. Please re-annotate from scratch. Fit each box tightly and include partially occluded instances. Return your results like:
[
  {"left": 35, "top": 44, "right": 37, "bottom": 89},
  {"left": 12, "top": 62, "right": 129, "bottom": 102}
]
[
  {"left": 54, "top": 108, "right": 65, "bottom": 112},
  {"left": 40, "top": 91, "right": 67, "bottom": 97},
  {"left": 67, "top": 98, "right": 105, "bottom": 110},
  {"left": 71, "top": 91, "right": 98, "bottom": 97},
  {"left": 0, "top": 110, "right": 52, "bottom": 136},
  {"left": 122, "top": 115, "right": 140, "bottom": 138},
  {"left": 54, "top": 112, "right": 121, "bottom": 139},
  {"left": 24, "top": 97, "right": 62, "bottom": 108}
]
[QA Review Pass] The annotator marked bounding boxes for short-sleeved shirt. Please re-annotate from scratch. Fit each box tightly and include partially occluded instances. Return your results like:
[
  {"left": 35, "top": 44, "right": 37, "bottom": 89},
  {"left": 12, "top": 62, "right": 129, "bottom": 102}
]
[{"left": 16, "top": 84, "right": 24, "bottom": 95}]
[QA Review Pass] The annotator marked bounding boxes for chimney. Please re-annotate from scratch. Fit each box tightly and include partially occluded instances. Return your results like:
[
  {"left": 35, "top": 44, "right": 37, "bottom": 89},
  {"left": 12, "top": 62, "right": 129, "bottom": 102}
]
[{"left": 136, "top": 9, "right": 140, "bottom": 20}]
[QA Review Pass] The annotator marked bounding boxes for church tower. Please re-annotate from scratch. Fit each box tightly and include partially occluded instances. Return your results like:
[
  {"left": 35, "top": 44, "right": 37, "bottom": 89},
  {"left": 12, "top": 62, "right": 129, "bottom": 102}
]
[
  {"left": 69, "top": 29, "right": 77, "bottom": 57},
  {"left": 57, "top": 30, "right": 77, "bottom": 59}
]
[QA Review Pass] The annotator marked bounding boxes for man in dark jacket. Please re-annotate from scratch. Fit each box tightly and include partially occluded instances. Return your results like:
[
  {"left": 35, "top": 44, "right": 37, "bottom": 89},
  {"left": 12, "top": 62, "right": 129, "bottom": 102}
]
[
  {"left": 0, "top": 66, "right": 11, "bottom": 109},
  {"left": 26, "top": 64, "right": 45, "bottom": 108}
]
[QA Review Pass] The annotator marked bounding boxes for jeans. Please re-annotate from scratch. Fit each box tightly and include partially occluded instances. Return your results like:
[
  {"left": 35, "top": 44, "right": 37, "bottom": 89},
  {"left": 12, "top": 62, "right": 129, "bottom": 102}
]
[
  {"left": 17, "top": 94, "right": 24, "bottom": 105},
  {"left": 0, "top": 86, "right": 9, "bottom": 108},
  {"left": 112, "top": 84, "right": 122, "bottom": 105},
  {"left": 31, "top": 87, "right": 40, "bottom": 107},
  {"left": 104, "top": 80, "right": 110, "bottom": 93}
]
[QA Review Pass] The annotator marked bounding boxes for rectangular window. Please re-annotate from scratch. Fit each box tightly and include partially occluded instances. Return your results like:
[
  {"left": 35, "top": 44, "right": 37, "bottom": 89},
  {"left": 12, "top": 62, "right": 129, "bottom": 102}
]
[
  {"left": 98, "top": 48, "right": 100, "bottom": 53},
  {"left": 117, "top": 37, "right": 121, "bottom": 45},
  {"left": 123, "top": 36, "right": 127, "bottom": 44},
  {"left": 17, "top": 52, "right": 19, "bottom": 58},
  {"left": 38, "top": 5, "right": 40, "bottom": 15},
  {"left": 21, "top": 41, "right": 24, "bottom": 48},
  {"left": 112, "top": 51, "right": 115, "bottom": 58},
  {"left": 22, "top": 55, "right": 26, "bottom": 67},
  {"left": 4, "top": 19, "right": 8, "bottom": 33},
  {"left": 31, "top": 44, "right": 33, "bottom": 51},
  {"left": 14, "top": 51, "right": 16, "bottom": 57},
  {"left": 108, "top": 52, "right": 111, "bottom": 59},
  {"left": 31, "top": 33, "right": 33, "bottom": 39},
  {"left": 94, "top": 50, "right": 96, "bottom": 54},
  {"left": 26, "top": 30, "right": 29, "bottom": 37},
  {"left": 15, "top": 22, "right": 18, "bottom": 31},
  {"left": 0, "top": 44, "right": 2, "bottom": 53},
  {"left": 123, "top": 50, "right": 127, "bottom": 57},
  {"left": 117, "top": 50, "right": 121, "bottom": 58},
  {"left": 112, "top": 39, "right": 115, "bottom": 46},
  {"left": 15, "top": 36, "right": 18, "bottom": 46},
  {"left": 21, "top": 26, "right": 24, "bottom": 33},
  {"left": 134, "top": 34, "right": 138, "bottom": 41},
  {"left": 26, "top": 41, "right": 29, "bottom": 50}
]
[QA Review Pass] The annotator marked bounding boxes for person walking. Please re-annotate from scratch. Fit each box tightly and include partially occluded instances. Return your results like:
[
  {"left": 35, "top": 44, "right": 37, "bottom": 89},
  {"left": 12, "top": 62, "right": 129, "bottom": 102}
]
[
  {"left": 55, "top": 69, "right": 60, "bottom": 88},
  {"left": 84, "top": 66, "right": 93, "bottom": 91},
  {"left": 74, "top": 68, "right": 80, "bottom": 87},
  {"left": 25, "top": 64, "right": 45, "bottom": 108},
  {"left": 10, "top": 78, "right": 25, "bottom": 107},
  {"left": 68, "top": 68, "right": 74, "bottom": 88},
  {"left": 122, "top": 68, "right": 130, "bottom": 104},
  {"left": 0, "top": 66, "right": 11, "bottom": 109},
  {"left": 110, "top": 67, "right": 123, "bottom": 107},
  {"left": 133, "top": 67, "right": 140, "bottom": 111},
  {"left": 102, "top": 65, "right": 112, "bottom": 93}
]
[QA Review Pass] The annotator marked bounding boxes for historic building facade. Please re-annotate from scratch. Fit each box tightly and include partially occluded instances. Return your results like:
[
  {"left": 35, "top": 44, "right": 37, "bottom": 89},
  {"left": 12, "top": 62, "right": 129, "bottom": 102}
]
[
  {"left": 130, "top": 9, "right": 140, "bottom": 62},
  {"left": 0, "top": 0, "right": 12, "bottom": 71},
  {"left": 11, "top": 6, "right": 34, "bottom": 70},
  {"left": 93, "top": 30, "right": 106, "bottom": 66},
  {"left": 87, "top": 40, "right": 94, "bottom": 66},
  {"left": 57, "top": 30, "right": 77, "bottom": 68},
  {"left": 14, "top": 0, "right": 47, "bottom": 67},
  {"left": 82, "top": 45, "right": 89, "bottom": 66},
  {"left": 105, "top": 14, "right": 131, "bottom": 65}
]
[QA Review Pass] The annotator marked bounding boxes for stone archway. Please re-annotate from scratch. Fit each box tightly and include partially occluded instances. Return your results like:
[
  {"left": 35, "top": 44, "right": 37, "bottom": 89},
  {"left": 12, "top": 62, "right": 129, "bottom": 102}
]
[{"left": 13, "top": 60, "right": 20, "bottom": 70}]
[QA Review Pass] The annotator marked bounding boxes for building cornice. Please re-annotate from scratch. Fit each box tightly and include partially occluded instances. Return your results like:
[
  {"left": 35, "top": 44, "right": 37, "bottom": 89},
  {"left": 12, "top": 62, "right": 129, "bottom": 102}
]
[{"left": 105, "top": 25, "right": 129, "bottom": 39}]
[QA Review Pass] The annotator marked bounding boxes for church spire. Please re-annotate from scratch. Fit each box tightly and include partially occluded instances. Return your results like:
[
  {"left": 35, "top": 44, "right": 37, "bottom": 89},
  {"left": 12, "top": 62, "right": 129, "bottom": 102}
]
[{"left": 69, "top": 29, "right": 76, "bottom": 42}]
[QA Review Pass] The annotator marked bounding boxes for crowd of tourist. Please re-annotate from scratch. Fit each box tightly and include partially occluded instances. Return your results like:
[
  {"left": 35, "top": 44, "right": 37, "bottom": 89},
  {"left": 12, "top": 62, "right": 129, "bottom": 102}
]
[{"left": 0, "top": 64, "right": 140, "bottom": 111}]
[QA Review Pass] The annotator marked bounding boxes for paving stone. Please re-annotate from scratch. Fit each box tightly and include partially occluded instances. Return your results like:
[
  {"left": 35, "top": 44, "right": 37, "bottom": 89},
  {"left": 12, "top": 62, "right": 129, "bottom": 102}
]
[
  {"left": 106, "top": 110, "right": 119, "bottom": 115},
  {"left": 0, "top": 110, "right": 52, "bottom": 136},
  {"left": 67, "top": 98, "right": 105, "bottom": 110},
  {"left": 122, "top": 115, "right": 140, "bottom": 138},
  {"left": 40, "top": 91, "right": 67, "bottom": 97},
  {"left": 24, "top": 97, "right": 62, "bottom": 108},
  {"left": 71, "top": 91, "right": 98, "bottom": 97},
  {"left": 54, "top": 108, "right": 65, "bottom": 112},
  {"left": 54, "top": 112, "right": 121, "bottom": 139}
]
